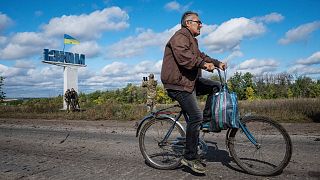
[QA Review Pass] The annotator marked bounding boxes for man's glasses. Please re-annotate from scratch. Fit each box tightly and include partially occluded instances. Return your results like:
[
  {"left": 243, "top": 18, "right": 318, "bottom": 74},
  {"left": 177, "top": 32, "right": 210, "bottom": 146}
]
[{"left": 188, "top": 20, "right": 202, "bottom": 25}]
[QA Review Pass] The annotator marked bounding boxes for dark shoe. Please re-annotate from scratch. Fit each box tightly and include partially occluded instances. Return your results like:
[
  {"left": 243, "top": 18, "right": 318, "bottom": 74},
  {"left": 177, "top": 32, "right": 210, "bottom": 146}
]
[
  {"left": 181, "top": 158, "right": 206, "bottom": 174},
  {"left": 201, "top": 122, "right": 210, "bottom": 132}
]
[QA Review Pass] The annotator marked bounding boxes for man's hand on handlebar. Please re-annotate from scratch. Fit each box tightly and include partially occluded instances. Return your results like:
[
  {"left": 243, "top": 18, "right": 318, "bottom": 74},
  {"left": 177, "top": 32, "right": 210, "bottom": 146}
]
[
  {"left": 203, "top": 62, "right": 215, "bottom": 72},
  {"left": 204, "top": 62, "right": 227, "bottom": 72},
  {"left": 219, "top": 62, "right": 227, "bottom": 71}
]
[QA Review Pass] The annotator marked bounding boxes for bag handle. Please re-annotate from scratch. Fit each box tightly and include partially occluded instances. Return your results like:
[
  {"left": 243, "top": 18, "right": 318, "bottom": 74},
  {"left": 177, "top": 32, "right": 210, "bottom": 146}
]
[{"left": 217, "top": 69, "right": 227, "bottom": 85}]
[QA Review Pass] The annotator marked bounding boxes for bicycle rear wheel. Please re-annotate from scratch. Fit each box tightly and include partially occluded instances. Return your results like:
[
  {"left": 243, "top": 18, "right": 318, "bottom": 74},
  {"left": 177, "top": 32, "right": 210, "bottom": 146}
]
[
  {"left": 138, "top": 117, "right": 185, "bottom": 170},
  {"left": 228, "top": 115, "right": 292, "bottom": 176}
]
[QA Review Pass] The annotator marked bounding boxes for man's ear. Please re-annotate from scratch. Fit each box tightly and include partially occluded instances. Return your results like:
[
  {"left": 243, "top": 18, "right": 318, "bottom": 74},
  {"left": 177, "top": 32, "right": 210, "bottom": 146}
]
[{"left": 185, "top": 20, "right": 190, "bottom": 27}]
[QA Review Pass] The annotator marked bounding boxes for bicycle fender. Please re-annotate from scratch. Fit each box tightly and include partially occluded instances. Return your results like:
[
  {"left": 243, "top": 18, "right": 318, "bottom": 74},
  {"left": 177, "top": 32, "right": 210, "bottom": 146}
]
[{"left": 135, "top": 114, "right": 154, "bottom": 137}]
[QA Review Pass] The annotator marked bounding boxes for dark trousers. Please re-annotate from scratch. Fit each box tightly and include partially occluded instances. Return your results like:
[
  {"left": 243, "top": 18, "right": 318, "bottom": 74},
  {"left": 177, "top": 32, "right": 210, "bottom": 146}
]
[{"left": 167, "top": 78, "right": 220, "bottom": 160}]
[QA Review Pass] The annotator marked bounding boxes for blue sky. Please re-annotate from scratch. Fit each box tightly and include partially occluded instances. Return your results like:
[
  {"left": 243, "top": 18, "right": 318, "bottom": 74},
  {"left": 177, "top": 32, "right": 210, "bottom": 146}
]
[{"left": 0, "top": 0, "right": 319, "bottom": 98}]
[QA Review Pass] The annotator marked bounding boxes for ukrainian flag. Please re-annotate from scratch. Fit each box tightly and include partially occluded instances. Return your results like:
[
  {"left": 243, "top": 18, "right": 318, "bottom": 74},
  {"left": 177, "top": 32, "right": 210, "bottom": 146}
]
[{"left": 64, "top": 34, "right": 80, "bottom": 45}]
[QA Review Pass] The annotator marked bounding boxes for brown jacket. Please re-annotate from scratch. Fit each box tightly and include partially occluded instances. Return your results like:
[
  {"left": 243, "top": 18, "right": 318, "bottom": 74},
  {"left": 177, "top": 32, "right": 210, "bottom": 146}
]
[{"left": 161, "top": 27, "right": 221, "bottom": 93}]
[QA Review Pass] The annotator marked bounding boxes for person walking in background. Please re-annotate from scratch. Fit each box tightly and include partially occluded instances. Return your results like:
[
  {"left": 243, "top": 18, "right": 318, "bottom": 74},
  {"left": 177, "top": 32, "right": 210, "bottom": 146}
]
[{"left": 161, "top": 11, "right": 226, "bottom": 173}]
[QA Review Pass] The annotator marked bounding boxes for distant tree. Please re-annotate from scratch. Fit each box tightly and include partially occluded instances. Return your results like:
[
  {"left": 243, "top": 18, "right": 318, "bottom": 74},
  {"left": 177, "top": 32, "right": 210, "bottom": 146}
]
[
  {"left": 292, "top": 76, "right": 313, "bottom": 98},
  {"left": 228, "top": 72, "right": 254, "bottom": 100},
  {"left": 274, "top": 73, "right": 293, "bottom": 98},
  {"left": 156, "top": 86, "right": 173, "bottom": 104},
  {"left": 254, "top": 75, "right": 266, "bottom": 99},
  {"left": 228, "top": 72, "right": 245, "bottom": 99},
  {"left": 243, "top": 72, "right": 254, "bottom": 88},
  {"left": 287, "top": 88, "right": 294, "bottom": 98},
  {"left": 0, "top": 77, "right": 5, "bottom": 102},
  {"left": 245, "top": 86, "right": 255, "bottom": 100},
  {"left": 309, "top": 83, "right": 320, "bottom": 98}
]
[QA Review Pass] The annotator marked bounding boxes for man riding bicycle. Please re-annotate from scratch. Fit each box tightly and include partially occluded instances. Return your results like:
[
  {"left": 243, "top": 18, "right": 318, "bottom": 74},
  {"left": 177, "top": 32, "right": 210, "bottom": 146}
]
[{"left": 161, "top": 11, "right": 226, "bottom": 174}]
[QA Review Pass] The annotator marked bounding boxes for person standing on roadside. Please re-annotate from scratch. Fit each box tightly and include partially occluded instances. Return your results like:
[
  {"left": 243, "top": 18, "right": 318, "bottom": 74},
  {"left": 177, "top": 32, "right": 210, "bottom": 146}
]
[
  {"left": 70, "top": 88, "right": 80, "bottom": 111},
  {"left": 142, "top": 73, "right": 158, "bottom": 112},
  {"left": 161, "top": 11, "right": 226, "bottom": 174},
  {"left": 64, "top": 89, "right": 71, "bottom": 112}
]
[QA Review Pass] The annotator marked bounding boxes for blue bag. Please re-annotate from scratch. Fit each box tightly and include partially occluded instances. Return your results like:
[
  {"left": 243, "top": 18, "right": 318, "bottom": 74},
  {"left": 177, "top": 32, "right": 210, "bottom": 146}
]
[{"left": 210, "top": 70, "right": 240, "bottom": 131}]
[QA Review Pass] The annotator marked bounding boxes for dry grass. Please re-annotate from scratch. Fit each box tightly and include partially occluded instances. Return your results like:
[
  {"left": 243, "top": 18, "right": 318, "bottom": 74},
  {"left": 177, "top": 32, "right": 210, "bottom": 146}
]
[
  {"left": 0, "top": 100, "right": 148, "bottom": 121},
  {"left": 238, "top": 98, "right": 320, "bottom": 123},
  {"left": 1, "top": 98, "right": 319, "bottom": 123}
]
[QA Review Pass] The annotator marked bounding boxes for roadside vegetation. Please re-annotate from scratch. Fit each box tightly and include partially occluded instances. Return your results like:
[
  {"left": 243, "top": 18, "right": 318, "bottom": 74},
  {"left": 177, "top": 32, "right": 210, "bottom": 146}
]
[
  {"left": 0, "top": 77, "right": 5, "bottom": 102},
  {"left": 0, "top": 72, "right": 319, "bottom": 123}
]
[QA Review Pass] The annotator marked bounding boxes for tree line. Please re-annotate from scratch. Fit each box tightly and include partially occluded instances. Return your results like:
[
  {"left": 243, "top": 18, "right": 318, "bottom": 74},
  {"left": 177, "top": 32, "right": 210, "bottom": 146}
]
[
  {"left": 1, "top": 72, "right": 320, "bottom": 105},
  {"left": 227, "top": 72, "right": 320, "bottom": 100},
  {"left": 0, "top": 77, "right": 5, "bottom": 102},
  {"left": 80, "top": 72, "right": 320, "bottom": 105}
]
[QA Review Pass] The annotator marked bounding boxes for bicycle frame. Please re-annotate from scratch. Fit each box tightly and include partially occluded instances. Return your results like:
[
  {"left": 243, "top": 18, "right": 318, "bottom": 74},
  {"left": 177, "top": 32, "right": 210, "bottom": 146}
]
[
  {"left": 158, "top": 111, "right": 184, "bottom": 145},
  {"left": 135, "top": 105, "right": 185, "bottom": 138},
  {"left": 239, "top": 121, "right": 261, "bottom": 148},
  {"left": 136, "top": 105, "right": 261, "bottom": 149}
]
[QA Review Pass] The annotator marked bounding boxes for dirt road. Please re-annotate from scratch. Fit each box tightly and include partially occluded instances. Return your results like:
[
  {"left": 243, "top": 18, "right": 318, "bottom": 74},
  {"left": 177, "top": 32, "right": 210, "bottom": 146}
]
[{"left": 0, "top": 119, "right": 319, "bottom": 180}]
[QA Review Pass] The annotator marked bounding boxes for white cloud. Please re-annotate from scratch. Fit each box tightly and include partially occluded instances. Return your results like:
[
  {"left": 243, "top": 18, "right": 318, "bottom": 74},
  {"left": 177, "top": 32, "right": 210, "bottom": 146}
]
[
  {"left": 164, "top": 1, "right": 191, "bottom": 12},
  {"left": 131, "top": 60, "right": 162, "bottom": 75},
  {"left": 0, "top": 12, "right": 13, "bottom": 32},
  {"left": 14, "top": 60, "right": 35, "bottom": 69},
  {"left": 0, "top": 64, "right": 9, "bottom": 76},
  {"left": 94, "top": 60, "right": 162, "bottom": 88},
  {"left": 70, "top": 41, "right": 101, "bottom": 58},
  {"left": 0, "top": 64, "right": 26, "bottom": 77},
  {"left": 165, "top": 1, "right": 180, "bottom": 11},
  {"left": 278, "top": 21, "right": 320, "bottom": 45},
  {"left": 101, "top": 61, "right": 128, "bottom": 75},
  {"left": 252, "top": 12, "right": 284, "bottom": 24},
  {"left": 290, "top": 51, "right": 320, "bottom": 76},
  {"left": 224, "top": 50, "right": 243, "bottom": 63},
  {"left": 288, "top": 64, "right": 320, "bottom": 75},
  {"left": 3, "top": 59, "right": 164, "bottom": 97},
  {"left": 238, "top": 58, "right": 279, "bottom": 70},
  {"left": 199, "top": 24, "right": 218, "bottom": 36},
  {"left": 235, "top": 58, "right": 279, "bottom": 76},
  {"left": 42, "top": 7, "right": 129, "bottom": 40},
  {"left": 0, "top": 7, "right": 128, "bottom": 60},
  {"left": 0, "top": 42, "right": 46, "bottom": 60},
  {"left": 0, "top": 32, "right": 59, "bottom": 60},
  {"left": 106, "top": 25, "right": 180, "bottom": 59},
  {"left": 0, "top": 36, "right": 7, "bottom": 45},
  {"left": 202, "top": 17, "right": 266, "bottom": 53},
  {"left": 78, "top": 67, "right": 95, "bottom": 79},
  {"left": 2, "top": 65, "right": 64, "bottom": 98},
  {"left": 11, "top": 32, "right": 49, "bottom": 46},
  {"left": 296, "top": 51, "right": 320, "bottom": 65},
  {"left": 39, "top": 66, "right": 62, "bottom": 78},
  {"left": 101, "top": 60, "right": 162, "bottom": 76}
]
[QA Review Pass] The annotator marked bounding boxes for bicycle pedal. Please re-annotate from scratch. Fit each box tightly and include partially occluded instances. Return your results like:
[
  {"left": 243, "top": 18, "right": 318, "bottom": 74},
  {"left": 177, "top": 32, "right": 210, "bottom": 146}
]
[{"left": 201, "top": 128, "right": 210, "bottom": 133}]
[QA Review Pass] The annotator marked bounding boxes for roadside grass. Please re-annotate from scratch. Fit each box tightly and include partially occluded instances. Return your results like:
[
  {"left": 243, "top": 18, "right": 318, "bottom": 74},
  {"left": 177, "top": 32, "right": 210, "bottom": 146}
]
[
  {"left": 238, "top": 98, "right": 320, "bottom": 123},
  {"left": 0, "top": 100, "right": 147, "bottom": 121},
  {"left": 0, "top": 98, "right": 319, "bottom": 123}
]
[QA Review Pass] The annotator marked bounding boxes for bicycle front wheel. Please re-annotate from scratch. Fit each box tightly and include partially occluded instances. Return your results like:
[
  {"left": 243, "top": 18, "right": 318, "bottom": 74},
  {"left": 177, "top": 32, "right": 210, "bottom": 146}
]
[
  {"left": 138, "top": 117, "right": 185, "bottom": 170},
  {"left": 228, "top": 115, "right": 292, "bottom": 176}
]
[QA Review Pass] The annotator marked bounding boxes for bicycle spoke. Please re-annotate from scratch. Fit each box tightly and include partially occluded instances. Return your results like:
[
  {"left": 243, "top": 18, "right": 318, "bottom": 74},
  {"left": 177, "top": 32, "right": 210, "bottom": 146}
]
[
  {"left": 228, "top": 116, "right": 292, "bottom": 176},
  {"left": 139, "top": 118, "right": 185, "bottom": 169}
]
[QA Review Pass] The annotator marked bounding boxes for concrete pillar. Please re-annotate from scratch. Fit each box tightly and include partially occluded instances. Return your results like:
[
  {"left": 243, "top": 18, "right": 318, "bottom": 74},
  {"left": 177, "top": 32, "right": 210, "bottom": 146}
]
[{"left": 63, "top": 66, "right": 78, "bottom": 109}]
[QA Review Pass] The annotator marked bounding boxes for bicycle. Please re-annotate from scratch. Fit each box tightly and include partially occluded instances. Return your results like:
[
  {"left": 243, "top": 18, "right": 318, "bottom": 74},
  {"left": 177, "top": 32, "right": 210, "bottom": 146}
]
[{"left": 136, "top": 102, "right": 292, "bottom": 176}]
